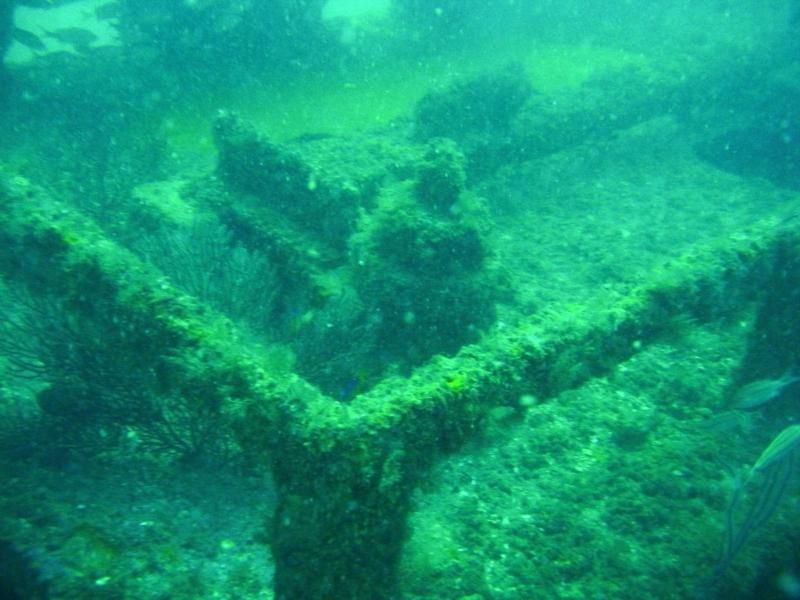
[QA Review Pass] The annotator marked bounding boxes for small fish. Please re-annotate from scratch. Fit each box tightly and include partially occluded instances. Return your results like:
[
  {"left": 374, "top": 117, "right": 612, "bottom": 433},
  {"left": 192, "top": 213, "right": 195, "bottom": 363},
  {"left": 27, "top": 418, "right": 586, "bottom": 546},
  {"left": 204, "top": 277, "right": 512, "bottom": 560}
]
[
  {"left": 751, "top": 424, "right": 800, "bottom": 474},
  {"left": 12, "top": 27, "right": 47, "bottom": 52},
  {"left": 731, "top": 369, "right": 800, "bottom": 410},
  {"left": 45, "top": 27, "right": 98, "bottom": 48},
  {"left": 700, "top": 410, "right": 753, "bottom": 434},
  {"left": 338, "top": 376, "right": 360, "bottom": 400},
  {"left": 338, "top": 369, "right": 368, "bottom": 400}
]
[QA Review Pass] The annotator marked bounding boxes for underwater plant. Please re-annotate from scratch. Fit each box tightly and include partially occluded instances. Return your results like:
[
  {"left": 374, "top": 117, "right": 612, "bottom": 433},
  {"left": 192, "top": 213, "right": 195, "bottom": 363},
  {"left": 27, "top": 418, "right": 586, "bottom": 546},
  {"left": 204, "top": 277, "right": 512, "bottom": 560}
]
[
  {"left": 0, "top": 279, "right": 235, "bottom": 465},
  {"left": 132, "top": 218, "right": 279, "bottom": 336}
]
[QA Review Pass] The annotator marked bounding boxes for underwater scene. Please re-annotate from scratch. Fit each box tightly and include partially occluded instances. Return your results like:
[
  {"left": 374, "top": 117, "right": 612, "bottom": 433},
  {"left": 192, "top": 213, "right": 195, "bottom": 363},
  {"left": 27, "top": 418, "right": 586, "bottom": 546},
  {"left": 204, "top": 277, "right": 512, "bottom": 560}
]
[{"left": 1, "top": 0, "right": 800, "bottom": 598}]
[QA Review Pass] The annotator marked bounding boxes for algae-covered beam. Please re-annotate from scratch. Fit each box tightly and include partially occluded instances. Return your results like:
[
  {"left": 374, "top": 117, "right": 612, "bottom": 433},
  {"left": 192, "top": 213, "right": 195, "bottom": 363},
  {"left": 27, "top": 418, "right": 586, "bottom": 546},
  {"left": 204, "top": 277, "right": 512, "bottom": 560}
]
[
  {"left": 213, "top": 112, "right": 363, "bottom": 256},
  {"left": 243, "top": 214, "right": 800, "bottom": 598}
]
